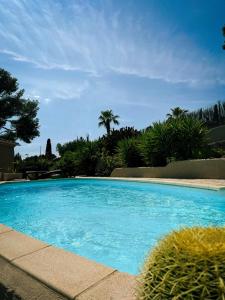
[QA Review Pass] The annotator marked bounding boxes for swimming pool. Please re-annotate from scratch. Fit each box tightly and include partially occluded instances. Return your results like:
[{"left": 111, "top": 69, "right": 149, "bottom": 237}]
[{"left": 0, "top": 179, "right": 224, "bottom": 274}]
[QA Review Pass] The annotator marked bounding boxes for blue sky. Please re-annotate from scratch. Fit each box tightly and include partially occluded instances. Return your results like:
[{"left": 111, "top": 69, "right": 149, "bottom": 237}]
[{"left": 0, "top": 0, "right": 224, "bottom": 156}]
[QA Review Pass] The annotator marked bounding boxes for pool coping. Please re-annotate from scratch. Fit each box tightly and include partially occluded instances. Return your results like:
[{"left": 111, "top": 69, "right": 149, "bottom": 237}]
[
  {"left": 1, "top": 177, "right": 225, "bottom": 191},
  {"left": 0, "top": 224, "right": 137, "bottom": 300},
  {"left": 77, "top": 176, "right": 225, "bottom": 191}
]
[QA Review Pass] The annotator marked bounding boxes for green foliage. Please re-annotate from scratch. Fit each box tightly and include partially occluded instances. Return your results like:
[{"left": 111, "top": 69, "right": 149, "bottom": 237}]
[
  {"left": 0, "top": 68, "right": 39, "bottom": 143},
  {"left": 56, "top": 151, "right": 78, "bottom": 177},
  {"left": 141, "top": 122, "right": 171, "bottom": 166},
  {"left": 17, "top": 155, "right": 52, "bottom": 173},
  {"left": 169, "top": 117, "right": 208, "bottom": 160},
  {"left": 76, "top": 141, "right": 100, "bottom": 176},
  {"left": 98, "top": 109, "right": 119, "bottom": 135},
  {"left": 141, "top": 117, "right": 208, "bottom": 166},
  {"left": 56, "top": 136, "right": 89, "bottom": 156},
  {"left": 100, "top": 126, "right": 141, "bottom": 155},
  {"left": 45, "top": 138, "right": 53, "bottom": 159},
  {"left": 166, "top": 107, "right": 188, "bottom": 119},
  {"left": 95, "top": 152, "right": 119, "bottom": 176},
  {"left": 117, "top": 138, "right": 144, "bottom": 167},
  {"left": 56, "top": 141, "right": 101, "bottom": 177},
  {"left": 138, "top": 227, "right": 225, "bottom": 300}
]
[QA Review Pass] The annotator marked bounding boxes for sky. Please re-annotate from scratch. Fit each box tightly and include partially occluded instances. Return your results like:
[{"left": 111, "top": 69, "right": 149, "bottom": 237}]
[{"left": 0, "top": 0, "right": 225, "bottom": 156}]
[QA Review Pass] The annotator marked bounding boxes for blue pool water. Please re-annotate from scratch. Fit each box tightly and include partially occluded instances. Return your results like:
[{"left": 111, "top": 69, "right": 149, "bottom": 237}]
[{"left": 0, "top": 179, "right": 225, "bottom": 274}]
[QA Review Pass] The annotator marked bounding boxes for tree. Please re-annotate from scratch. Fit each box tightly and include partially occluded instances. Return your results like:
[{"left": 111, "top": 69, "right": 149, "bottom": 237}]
[
  {"left": 166, "top": 107, "right": 188, "bottom": 120},
  {"left": 98, "top": 109, "right": 119, "bottom": 135},
  {"left": 223, "top": 26, "right": 225, "bottom": 50},
  {"left": 0, "top": 68, "right": 39, "bottom": 143},
  {"left": 45, "top": 138, "right": 52, "bottom": 159},
  {"left": 213, "top": 104, "right": 219, "bottom": 123}
]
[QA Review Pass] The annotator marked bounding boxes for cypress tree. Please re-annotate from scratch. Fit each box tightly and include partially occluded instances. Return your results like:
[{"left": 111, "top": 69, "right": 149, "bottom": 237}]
[{"left": 45, "top": 138, "right": 52, "bottom": 159}]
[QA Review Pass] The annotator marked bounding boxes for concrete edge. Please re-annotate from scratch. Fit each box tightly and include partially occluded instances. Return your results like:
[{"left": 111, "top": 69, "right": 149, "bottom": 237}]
[
  {"left": 0, "top": 226, "right": 137, "bottom": 300},
  {"left": 76, "top": 176, "right": 225, "bottom": 191},
  {"left": 0, "top": 255, "right": 68, "bottom": 300},
  {"left": 1, "top": 177, "right": 225, "bottom": 191}
]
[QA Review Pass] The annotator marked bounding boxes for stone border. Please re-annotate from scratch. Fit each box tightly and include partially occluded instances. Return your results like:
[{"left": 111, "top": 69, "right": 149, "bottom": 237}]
[
  {"left": 77, "top": 177, "right": 225, "bottom": 191},
  {"left": 1, "top": 177, "right": 225, "bottom": 191},
  {"left": 0, "top": 225, "right": 137, "bottom": 300}
]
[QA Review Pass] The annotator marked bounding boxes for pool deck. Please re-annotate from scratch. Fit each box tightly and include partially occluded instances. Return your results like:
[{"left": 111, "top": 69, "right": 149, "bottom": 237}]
[{"left": 0, "top": 224, "right": 137, "bottom": 300}]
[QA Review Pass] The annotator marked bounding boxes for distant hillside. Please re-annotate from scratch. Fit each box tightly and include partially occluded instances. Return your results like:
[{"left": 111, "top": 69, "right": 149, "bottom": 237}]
[
  {"left": 189, "top": 101, "right": 225, "bottom": 128},
  {"left": 208, "top": 125, "right": 225, "bottom": 145}
]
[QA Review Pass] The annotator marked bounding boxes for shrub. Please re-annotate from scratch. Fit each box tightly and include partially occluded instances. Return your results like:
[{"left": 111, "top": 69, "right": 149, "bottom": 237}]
[
  {"left": 141, "top": 117, "right": 208, "bottom": 166},
  {"left": 169, "top": 117, "right": 208, "bottom": 160},
  {"left": 117, "top": 138, "right": 144, "bottom": 167},
  {"left": 17, "top": 155, "right": 52, "bottom": 173},
  {"left": 56, "top": 136, "right": 89, "bottom": 156},
  {"left": 76, "top": 141, "right": 100, "bottom": 176},
  {"left": 95, "top": 152, "right": 119, "bottom": 176},
  {"left": 57, "top": 141, "right": 100, "bottom": 177},
  {"left": 56, "top": 151, "right": 78, "bottom": 177},
  {"left": 141, "top": 122, "right": 171, "bottom": 166},
  {"left": 99, "top": 126, "right": 141, "bottom": 155},
  {"left": 138, "top": 227, "right": 225, "bottom": 300}
]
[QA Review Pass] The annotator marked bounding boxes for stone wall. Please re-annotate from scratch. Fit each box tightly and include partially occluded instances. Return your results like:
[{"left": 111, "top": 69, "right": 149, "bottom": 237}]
[
  {"left": 2, "top": 173, "right": 23, "bottom": 181},
  {"left": 111, "top": 159, "right": 225, "bottom": 179}
]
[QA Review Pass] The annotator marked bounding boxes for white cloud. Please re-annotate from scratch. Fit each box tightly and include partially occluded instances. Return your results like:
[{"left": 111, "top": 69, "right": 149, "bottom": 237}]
[
  {"left": 0, "top": 0, "right": 224, "bottom": 88},
  {"left": 24, "top": 78, "right": 90, "bottom": 103}
]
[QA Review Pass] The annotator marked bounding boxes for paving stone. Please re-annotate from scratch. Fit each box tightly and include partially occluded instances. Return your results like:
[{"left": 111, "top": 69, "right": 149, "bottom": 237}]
[
  {"left": 13, "top": 246, "right": 115, "bottom": 299},
  {"left": 0, "top": 256, "right": 67, "bottom": 300},
  {"left": 0, "top": 230, "right": 48, "bottom": 261},
  {"left": 0, "top": 224, "right": 12, "bottom": 234},
  {"left": 76, "top": 271, "right": 137, "bottom": 300}
]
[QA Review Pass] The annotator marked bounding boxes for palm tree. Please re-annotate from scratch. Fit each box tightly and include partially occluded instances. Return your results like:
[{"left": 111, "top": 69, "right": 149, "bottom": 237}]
[
  {"left": 166, "top": 107, "right": 188, "bottom": 119},
  {"left": 98, "top": 110, "right": 120, "bottom": 135}
]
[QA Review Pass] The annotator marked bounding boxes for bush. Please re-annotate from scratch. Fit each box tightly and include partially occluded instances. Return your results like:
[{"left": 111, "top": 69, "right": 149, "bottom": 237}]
[
  {"left": 56, "top": 136, "right": 89, "bottom": 156},
  {"left": 99, "top": 126, "right": 141, "bottom": 155},
  {"left": 141, "top": 117, "right": 208, "bottom": 166},
  {"left": 56, "top": 151, "right": 78, "bottom": 177},
  {"left": 117, "top": 138, "right": 144, "bottom": 167},
  {"left": 17, "top": 155, "right": 52, "bottom": 173},
  {"left": 95, "top": 152, "right": 119, "bottom": 176},
  {"left": 56, "top": 141, "right": 100, "bottom": 177},
  {"left": 138, "top": 227, "right": 225, "bottom": 300},
  {"left": 141, "top": 122, "right": 170, "bottom": 166},
  {"left": 76, "top": 141, "right": 100, "bottom": 176}
]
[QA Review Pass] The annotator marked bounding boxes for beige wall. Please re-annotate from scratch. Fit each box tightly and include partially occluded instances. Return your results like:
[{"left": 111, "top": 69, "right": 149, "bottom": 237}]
[
  {"left": 0, "top": 141, "right": 15, "bottom": 172},
  {"left": 111, "top": 159, "right": 225, "bottom": 179}
]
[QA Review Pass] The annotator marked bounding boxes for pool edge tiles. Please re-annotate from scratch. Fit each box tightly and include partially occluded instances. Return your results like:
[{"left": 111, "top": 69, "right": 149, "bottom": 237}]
[{"left": 0, "top": 224, "right": 137, "bottom": 300}]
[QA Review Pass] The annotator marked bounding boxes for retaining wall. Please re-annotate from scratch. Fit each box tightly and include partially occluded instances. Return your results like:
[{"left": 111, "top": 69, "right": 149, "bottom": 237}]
[
  {"left": 111, "top": 159, "right": 225, "bottom": 179},
  {"left": 2, "top": 173, "right": 23, "bottom": 181}
]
